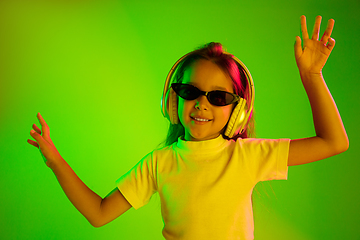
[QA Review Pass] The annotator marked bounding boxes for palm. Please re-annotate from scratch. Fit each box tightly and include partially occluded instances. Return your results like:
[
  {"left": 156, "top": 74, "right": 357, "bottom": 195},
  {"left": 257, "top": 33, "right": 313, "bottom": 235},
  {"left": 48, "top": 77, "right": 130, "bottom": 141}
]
[
  {"left": 295, "top": 16, "right": 335, "bottom": 75},
  {"left": 28, "top": 113, "right": 61, "bottom": 167}
]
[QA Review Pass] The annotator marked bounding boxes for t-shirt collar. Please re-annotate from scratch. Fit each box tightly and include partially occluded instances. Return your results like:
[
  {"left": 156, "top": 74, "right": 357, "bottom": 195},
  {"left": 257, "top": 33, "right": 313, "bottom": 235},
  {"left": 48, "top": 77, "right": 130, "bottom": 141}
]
[{"left": 176, "top": 134, "right": 228, "bottom": 153}]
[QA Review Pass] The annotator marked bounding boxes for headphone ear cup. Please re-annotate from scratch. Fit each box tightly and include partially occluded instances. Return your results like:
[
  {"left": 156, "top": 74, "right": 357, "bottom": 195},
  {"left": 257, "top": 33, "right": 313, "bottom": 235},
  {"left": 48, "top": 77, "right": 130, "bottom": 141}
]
[
  {"left": 225, "top": 98, "right": 247, "bottom": 138},
  {"left": 166, "top": 88, "right": 179, "bottom": 124}
]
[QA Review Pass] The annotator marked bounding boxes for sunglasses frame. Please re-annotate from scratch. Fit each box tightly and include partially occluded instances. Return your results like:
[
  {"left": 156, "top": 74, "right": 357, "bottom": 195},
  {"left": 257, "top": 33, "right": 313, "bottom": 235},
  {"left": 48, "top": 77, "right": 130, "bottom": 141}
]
[{"left": 171, "top": 83, "right": 240, "bottom": 106}]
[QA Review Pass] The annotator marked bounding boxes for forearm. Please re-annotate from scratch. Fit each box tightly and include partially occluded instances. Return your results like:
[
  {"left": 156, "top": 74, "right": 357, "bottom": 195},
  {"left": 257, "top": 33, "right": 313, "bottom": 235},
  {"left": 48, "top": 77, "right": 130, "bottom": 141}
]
[
  {"left": 288, "top": 15, "right": 348, "bottom": 166},
  {"left": 301, "top": 71, "right": 349, "bottom": 153},
  {"left": 50, "top": 157, "right": 104, "bottom": 226},
  {"left": 28, "top": 113, "right": 128, "bottom": 226}
]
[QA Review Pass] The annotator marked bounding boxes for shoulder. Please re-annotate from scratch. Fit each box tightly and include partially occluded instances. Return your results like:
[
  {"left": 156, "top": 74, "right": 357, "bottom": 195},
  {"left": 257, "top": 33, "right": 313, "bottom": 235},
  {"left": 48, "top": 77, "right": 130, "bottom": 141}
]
[
  {"left": 152, "top": 143, "right": 176, "bottom": 156},
  {"left": 143, "top": 143, "right": 177, "bottom": 165},
  {"left": 232, "top": 138, "right": 291, "bottom": 152},
  {"left": 234, "top": 137, "right": 290, "bottom": 144}
]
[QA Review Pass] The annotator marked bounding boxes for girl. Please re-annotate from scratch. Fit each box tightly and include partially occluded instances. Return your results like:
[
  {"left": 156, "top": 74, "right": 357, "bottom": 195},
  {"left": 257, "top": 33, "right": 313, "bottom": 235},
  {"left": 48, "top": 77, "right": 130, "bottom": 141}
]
[{"left": 28, "top": 15, "right": 348, "bottom": 240}]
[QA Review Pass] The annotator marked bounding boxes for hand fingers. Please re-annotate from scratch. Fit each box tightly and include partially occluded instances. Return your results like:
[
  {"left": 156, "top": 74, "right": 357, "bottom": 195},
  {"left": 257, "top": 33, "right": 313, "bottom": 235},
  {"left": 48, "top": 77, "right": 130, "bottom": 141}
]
[
  {"left": 300, "top": 15, "right": 309, "bottom": 40},
  {"left": 320, "top": 18, "right": 335, "bottom": 44},
  {"left": 27, "top": 139, "right": 39, "bottom": 148},
  {"left": 311, "top": 15, "right": 322, "bottom": 40},
  {"left": 30, "top": 129, "right": 45, "bottom": 147},
  {"left": 294, "top": 36, "right": 302, "bottom": 60},
  {"left": 326, "top": 37, "right": 336, "bottom": 51},
  {"left": 37, "top": 113, "right": 50, "bottom": 138},
  {"left": 32, "top": 124, "right": 42, "bottom": 134}
]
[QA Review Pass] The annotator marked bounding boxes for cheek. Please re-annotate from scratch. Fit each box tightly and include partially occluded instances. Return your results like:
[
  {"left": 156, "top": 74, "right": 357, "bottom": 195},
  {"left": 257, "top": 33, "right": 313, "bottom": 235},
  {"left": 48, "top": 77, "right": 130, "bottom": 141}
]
[
  {"left": 177, "top": 99, "right": 190, "bottom": 121},
  {"left": 221, "top": 106, "right": 233, "bottom": 122},
  {"left": 177, "top": 98, "right": 184, "bottom": 115}
]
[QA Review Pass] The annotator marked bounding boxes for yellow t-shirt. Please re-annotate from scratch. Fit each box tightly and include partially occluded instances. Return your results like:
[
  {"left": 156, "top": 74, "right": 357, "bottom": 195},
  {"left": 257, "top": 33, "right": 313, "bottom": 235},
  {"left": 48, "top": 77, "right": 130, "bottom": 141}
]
[{"left": 116, "top": 135, "right": 290, "bottom": 240}]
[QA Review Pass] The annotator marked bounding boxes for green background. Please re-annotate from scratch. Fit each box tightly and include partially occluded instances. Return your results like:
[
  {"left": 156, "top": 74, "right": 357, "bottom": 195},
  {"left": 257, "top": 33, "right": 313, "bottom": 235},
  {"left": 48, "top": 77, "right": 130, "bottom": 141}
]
[{"left": 1, "top": 0, "right": 359, "bottom": 239}]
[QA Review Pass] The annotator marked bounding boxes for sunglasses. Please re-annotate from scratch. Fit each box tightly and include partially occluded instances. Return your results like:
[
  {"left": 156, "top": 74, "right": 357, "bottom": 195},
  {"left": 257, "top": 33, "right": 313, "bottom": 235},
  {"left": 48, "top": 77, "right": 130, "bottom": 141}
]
[{"left": 171, "top": 83, "right": 240, "bottom": 106}]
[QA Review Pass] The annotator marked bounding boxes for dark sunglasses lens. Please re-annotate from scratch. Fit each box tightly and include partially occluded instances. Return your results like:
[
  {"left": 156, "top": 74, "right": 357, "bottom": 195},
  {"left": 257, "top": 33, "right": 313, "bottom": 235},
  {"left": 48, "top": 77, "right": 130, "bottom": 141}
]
[
  {"left": 208, "top": 91, "right": 235, "bottom": 106},
  {"left": 174, "top": 84, "right": 200, "bottom": 100},
  {"left": 172, "top": 83, "right": 237, "bottom": 106}
]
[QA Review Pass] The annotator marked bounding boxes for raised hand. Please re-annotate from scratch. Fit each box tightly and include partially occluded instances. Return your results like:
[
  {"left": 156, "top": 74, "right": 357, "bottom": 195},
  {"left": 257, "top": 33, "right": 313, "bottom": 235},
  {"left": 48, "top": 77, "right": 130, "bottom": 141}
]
[
  {"left": 28, "top": 113, "right": 62, "bottom": 168},
  {"left": 294, "top": 15, "right": 335, "bottom": 76}
]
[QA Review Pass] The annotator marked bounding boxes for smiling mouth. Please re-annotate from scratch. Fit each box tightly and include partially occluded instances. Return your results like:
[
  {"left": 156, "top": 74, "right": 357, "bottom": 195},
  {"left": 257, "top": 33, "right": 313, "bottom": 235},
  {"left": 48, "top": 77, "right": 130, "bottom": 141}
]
[{"left": 191, "top": 116, "right": 211, "bottom": 122}]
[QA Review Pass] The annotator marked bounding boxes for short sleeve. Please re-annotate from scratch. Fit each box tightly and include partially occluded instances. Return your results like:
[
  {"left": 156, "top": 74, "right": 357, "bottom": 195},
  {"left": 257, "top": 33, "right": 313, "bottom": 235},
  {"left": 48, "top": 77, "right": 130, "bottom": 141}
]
[
  {"left": 241, "top": 138, "right": 290, "bottom": 183},
  {"left": 116, "top": 153, "right": 157, "bottom": 210}
]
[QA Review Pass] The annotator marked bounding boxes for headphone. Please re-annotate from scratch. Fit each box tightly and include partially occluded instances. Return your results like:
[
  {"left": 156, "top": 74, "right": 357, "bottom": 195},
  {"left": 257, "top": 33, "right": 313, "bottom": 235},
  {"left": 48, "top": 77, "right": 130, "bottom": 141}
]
[{"left": 161, "top": 50, "right": 255, "bottom": 138}]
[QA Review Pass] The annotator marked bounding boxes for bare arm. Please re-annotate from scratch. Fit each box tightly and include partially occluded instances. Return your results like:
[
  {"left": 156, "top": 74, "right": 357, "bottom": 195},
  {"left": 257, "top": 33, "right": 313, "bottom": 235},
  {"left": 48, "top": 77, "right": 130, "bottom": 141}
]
[
  {"left": 28, "top": 113, "right": 131, "bottom": 227},
  {"left": 288, "top": 16, "right": 349, "bottom": 166}
]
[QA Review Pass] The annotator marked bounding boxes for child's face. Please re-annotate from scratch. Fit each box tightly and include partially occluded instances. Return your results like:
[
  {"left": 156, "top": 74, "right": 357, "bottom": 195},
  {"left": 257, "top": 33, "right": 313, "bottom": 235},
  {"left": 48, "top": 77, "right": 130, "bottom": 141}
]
[{"left": 178, "top": 59, "right": 234, "bottom": 141}]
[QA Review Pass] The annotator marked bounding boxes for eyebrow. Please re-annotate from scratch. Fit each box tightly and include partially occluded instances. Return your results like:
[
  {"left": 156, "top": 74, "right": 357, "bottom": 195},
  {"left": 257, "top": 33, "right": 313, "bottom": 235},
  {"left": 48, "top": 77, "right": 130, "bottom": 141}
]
[
  {"left": 183, "top": 82, "right": 230, "bottom": 91},
  {"left": 212, "top": 86, "right": 228, "bottom": 91}
]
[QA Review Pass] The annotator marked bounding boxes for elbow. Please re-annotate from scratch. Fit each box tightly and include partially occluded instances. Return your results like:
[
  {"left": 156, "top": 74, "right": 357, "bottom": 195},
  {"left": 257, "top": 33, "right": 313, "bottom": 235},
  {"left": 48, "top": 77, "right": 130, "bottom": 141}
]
[
  {"left": 331, "top": 136, "right": 349, "bottom": 156},
  {"left": 87, "top": 215, "right": 108, "bottom": 228},
  {"left": 88, "top": 213, "right": 121, "bottom": 228},
  {"left": 89, "top": 219, "right": 106, "bottom": 228},
  {"left": 339, "top": 138, "right": 349, "bottom": 153},
  {"left": 339, "top": 133, "right": 349, "bottom": 153},
  {"left": 91, "top": 223, "right": 105, "bottom": 228}
]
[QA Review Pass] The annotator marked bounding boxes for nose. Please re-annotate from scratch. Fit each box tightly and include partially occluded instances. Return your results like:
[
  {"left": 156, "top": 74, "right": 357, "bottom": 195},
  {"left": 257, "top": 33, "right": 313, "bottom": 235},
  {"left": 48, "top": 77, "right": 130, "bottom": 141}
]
[{"left": 195, "top": 95, "right": 209, "bottom": 110}]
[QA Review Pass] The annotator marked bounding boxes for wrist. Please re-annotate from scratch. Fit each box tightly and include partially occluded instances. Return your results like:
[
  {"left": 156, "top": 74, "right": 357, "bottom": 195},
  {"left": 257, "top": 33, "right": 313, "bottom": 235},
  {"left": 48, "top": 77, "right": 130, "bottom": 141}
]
[
  {"left": 299, "top": 70, "right": 323, "bottom": 82},
  {"left": 48, "top": 154, "right": 67, "bottom": 172}
]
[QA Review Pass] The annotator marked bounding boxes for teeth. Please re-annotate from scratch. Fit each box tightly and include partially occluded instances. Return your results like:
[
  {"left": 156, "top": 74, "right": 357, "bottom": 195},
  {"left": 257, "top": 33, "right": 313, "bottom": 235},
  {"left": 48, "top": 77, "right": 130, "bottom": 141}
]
[{"left": 194, "top": 117, "right": 210, "bottom": 122}]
